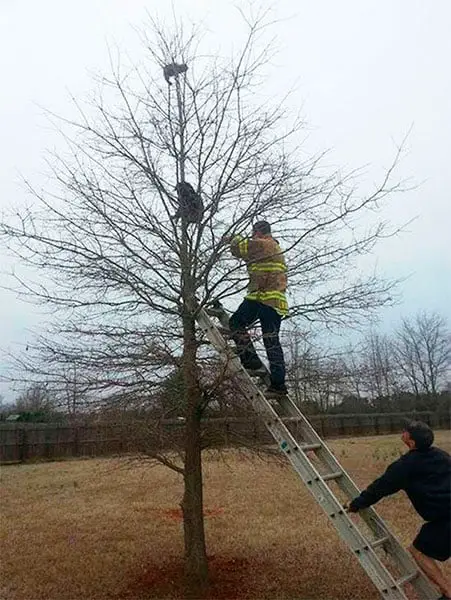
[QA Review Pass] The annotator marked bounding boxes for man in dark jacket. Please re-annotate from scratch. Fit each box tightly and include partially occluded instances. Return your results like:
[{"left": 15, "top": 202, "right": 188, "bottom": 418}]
[{"left": 347, "top": 421, "right": 451, "bottom": 599}]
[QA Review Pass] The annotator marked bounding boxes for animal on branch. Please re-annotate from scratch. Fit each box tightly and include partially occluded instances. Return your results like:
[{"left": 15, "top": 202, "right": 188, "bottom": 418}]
[
  {"left": 173, "top": 182, "right": 204, "bottom": 224},
  {"left": 163, "top": 62, "right": 188, "bottom": 85}
]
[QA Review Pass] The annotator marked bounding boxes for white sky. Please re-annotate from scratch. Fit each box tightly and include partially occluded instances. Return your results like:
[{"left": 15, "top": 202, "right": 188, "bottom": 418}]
[{"left": 1, "top": 0, "right": 450, "bottom": 400}]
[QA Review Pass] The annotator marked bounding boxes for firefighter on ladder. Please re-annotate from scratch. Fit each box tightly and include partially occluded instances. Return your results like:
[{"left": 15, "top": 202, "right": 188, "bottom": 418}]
[{"left": 223, "top": 221, "right": 288, "bottom": 397}]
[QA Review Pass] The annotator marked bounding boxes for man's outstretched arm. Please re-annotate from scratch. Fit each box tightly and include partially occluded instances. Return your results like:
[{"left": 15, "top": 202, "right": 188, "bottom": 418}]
[{"left": 348, "top": 457, "right": 409, "bottom": 512}]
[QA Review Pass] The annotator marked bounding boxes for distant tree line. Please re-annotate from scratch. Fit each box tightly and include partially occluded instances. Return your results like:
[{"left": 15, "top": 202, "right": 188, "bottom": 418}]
[
  {"left": 1, "top": 310, "right": 449, "bottom": 423},
  {"left": 285, "top": 310, "right": 450, "bottom": 415}
]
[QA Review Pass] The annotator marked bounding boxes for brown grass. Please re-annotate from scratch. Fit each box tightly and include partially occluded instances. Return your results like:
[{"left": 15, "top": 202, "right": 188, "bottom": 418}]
[{"left": 0, "top": 432, "right": 449, "bottom": 600}]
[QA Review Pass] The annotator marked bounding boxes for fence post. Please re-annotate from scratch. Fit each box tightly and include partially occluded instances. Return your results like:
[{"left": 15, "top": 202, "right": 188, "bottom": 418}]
[
  {"left": 119, "top": 423, "right": 124, "bottom": 453},
  {"left": 225, "top": 422, "right": 230, "bottom": 447},
  {"left": 429, "top": 412, "right": 438, "bottom": 428},
  {"left": 355, "top": 415, "right": 361, "bottom": 436},
  {"left": 44, "top": 426, "right": 52, "bottom": 460},
  {"left": 389, "top": 414, "right": 396, "bottom": 433},
  {"left": 18, "top": 427, "right": 28, "bottom": 463},
  {"left": 73, "top": 426, "right": 80, "bottom": 457}
]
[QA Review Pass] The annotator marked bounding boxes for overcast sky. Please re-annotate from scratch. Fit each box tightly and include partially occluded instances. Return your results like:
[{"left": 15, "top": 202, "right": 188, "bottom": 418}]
[{"left": 1, "top": 0, "right": 450, "bottom": 401}]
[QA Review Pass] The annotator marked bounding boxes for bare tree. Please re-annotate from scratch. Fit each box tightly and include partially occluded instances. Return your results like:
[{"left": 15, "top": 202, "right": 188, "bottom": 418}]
[
  {"left": 361, "top": 332, "right": 399, "bottom": 410},
  {"left": 338, "top": 343, "right": 366, "bottom": 402},
  {"left": 285, "top": 328, "right": 353, "bottom": 413},
  {"left": 284, "top": 324, "right": 316, "bottom": 408},
  {"left": 14, "top": 383, "right": 56, "bottom": 415},
  {"left": 393, "top": 311, "right": 451, "bottom": 401},
  {"left": 0, "top": 394, "right": 9, "bottom": 420},
  {"left": 1, "top": 13, "right": 405, "bottom": 589}
]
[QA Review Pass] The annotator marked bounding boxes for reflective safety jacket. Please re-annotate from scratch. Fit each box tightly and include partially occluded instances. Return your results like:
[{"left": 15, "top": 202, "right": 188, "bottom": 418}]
[{"left": 230, "top": 234, "right": 288, "bottom": 316}]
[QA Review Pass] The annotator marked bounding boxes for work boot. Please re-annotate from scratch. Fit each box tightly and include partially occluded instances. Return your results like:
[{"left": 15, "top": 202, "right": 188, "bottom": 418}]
[
  {"left": 265, "top": 383, "right": 288, "bottom": 397},
  {"left": 246, "top": 366, "right": 268, "bottom": 378}
]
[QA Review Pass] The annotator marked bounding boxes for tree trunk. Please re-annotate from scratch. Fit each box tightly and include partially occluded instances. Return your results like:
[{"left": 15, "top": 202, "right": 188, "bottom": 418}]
[
  {"left": 181, "top": 310, "right": 208, "bottom": 592},
  {"left": 173, "top": 64, "right": 208, "bottom": 591}
]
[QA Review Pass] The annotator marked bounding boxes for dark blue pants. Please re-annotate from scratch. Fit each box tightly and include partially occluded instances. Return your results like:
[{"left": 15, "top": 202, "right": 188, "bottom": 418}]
[{"left": 229, "top": 299, "right": 286, "bottom": 387}]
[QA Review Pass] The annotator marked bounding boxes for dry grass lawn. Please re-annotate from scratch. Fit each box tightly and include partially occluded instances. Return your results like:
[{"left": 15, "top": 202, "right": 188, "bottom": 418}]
[{"left": 1, "top": 432, "right": 450, "bottom": 600}]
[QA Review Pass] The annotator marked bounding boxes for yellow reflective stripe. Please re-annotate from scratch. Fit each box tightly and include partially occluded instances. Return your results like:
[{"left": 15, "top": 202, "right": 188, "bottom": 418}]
[
  {"left": 232, "top": 235, "right": 249, "bottom": 258},
  {"left": 248, "top": 262, "right": 287, "bottom": 272},
  {"left": 238, "top": 239, "right": 248, "bottom": 256},
  {"left": 245, "top": 290, "right": 289, "bottom": 316},
  {"left": 247, "top": 291, "right": 287, "bottom": 301},
  {"left": 275, "top": 305, "right": 289, "bottom": 316}
]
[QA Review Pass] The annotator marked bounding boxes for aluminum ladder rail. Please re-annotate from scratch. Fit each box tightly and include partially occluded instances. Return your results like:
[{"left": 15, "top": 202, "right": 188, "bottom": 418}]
[{"left": 196, "top": 305, "right": 439, "bottom": 600}]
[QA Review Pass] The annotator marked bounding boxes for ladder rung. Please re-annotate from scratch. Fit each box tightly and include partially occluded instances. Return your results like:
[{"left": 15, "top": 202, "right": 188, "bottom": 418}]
[
  {"left": 371, "top": 536, "right": 389, "bottom": 549},
  {"left": 205, "top": 308, "right": 224, "bottom": 317},
  {"left": 299, "top": 443, "right": 322, "bottom": 451},
  {"left": 395, "top": 572, "right": 418, "bottom": 587},
  {"left": 322, "top": 470, "right": 343, "bottom": 481}
]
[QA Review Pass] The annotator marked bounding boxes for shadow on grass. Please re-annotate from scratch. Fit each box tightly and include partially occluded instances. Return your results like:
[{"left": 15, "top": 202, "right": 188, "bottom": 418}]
[{"left": 116, "top": 551, "right": 377, "bottom": 600}]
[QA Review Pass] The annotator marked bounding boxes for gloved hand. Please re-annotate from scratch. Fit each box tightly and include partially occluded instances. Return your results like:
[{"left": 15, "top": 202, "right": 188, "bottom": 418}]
[{"left": 344, "top": 501, "right": 360, "bottom": 513}]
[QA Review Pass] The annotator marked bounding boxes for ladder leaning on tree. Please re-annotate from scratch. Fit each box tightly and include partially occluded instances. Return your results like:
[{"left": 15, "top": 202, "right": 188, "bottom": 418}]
[{"left": 195, "top": 301, "right": 440, "bottom": 600}]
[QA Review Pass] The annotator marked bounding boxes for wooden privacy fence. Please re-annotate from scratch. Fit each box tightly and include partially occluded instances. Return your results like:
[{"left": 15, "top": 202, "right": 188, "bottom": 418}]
[{"left": 0, "top": 411, "right": 449, "bottom": 464}]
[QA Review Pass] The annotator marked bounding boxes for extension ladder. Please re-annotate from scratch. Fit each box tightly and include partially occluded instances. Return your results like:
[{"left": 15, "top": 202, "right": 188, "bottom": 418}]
[{"left": 196, "top": 303, "right": 439, "bottom": 600}]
